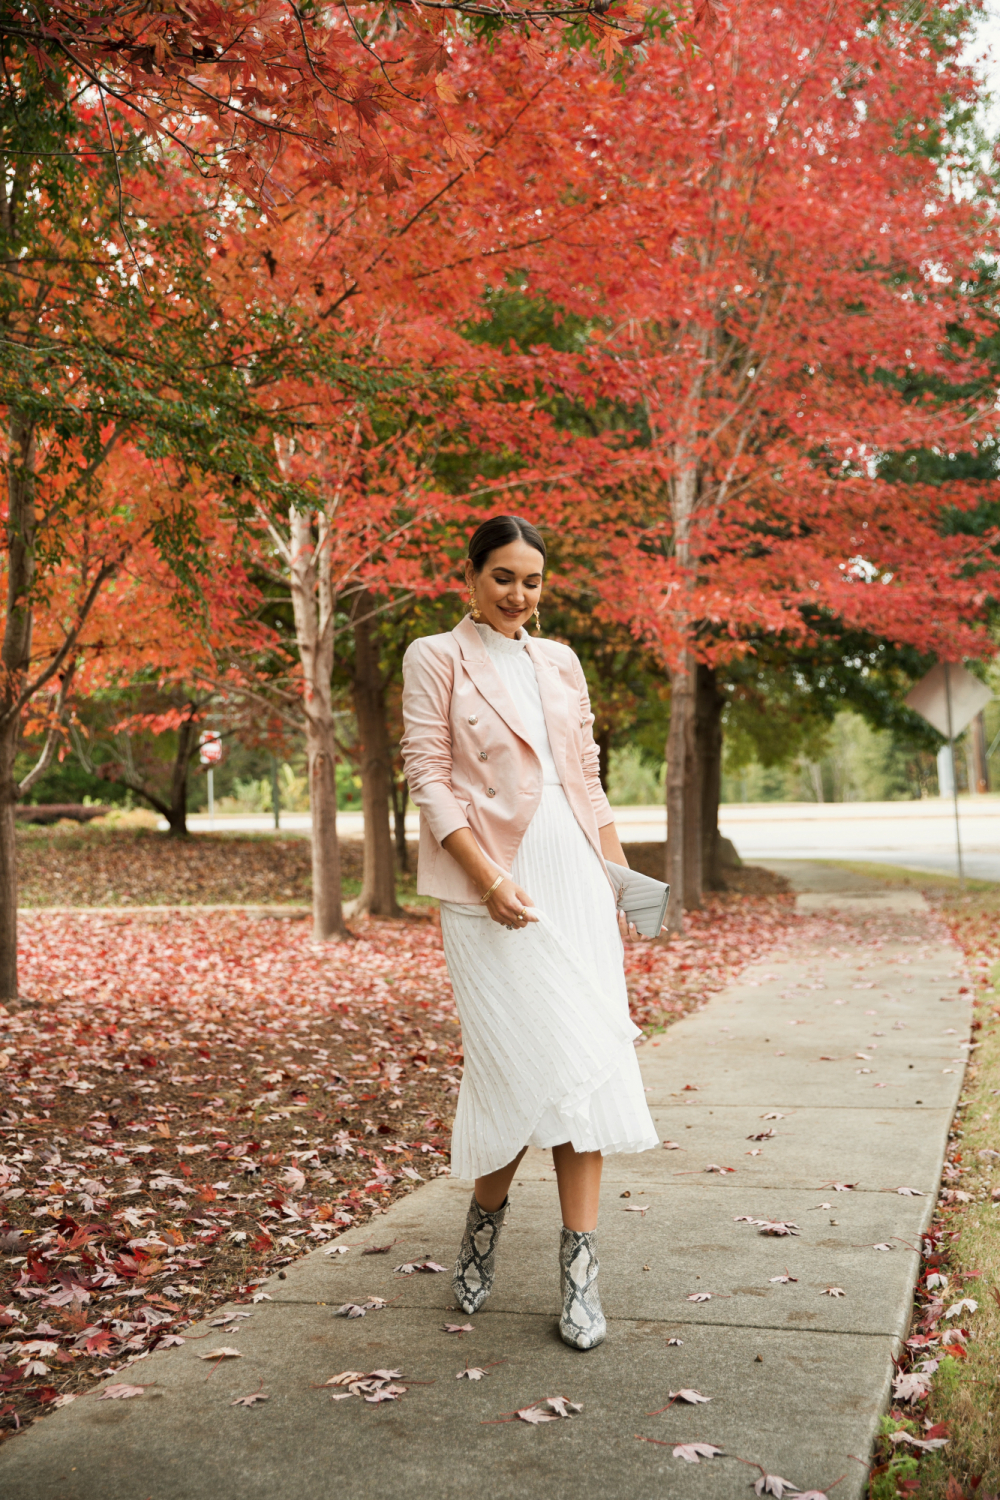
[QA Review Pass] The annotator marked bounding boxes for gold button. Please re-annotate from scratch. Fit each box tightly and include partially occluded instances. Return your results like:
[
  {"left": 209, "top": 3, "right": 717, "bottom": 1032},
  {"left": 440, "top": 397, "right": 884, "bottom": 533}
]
[
  {"left": 479, "top": 751, "right": 488, "bottom": 761},
  {"left": 468, "top": 715, "right": 478, "bottom": 724},
  {"left": 487, "top": 788, "right": 496, "bottom": 797}
]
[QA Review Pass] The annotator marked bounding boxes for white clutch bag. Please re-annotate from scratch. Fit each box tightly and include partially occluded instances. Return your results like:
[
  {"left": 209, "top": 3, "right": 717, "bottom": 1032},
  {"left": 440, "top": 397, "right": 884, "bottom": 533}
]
[{"left": 605, "top": 861, "right": 670, "bottom": 938}]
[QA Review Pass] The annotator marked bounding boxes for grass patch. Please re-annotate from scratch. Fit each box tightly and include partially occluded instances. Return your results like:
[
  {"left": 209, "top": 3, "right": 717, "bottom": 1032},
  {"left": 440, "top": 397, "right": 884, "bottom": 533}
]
[
  {"left": 868, "top": 886, "right": 1000, "bottom": 1499},
  {"left": 815, "top": 860, "right": 999, "bottom": 896}
]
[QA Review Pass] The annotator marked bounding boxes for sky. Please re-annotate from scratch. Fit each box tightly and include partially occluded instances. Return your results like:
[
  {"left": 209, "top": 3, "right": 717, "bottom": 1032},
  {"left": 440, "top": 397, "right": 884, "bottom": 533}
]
[{"left": 965, "top": 1, "right": 1000, "bottom": 132}]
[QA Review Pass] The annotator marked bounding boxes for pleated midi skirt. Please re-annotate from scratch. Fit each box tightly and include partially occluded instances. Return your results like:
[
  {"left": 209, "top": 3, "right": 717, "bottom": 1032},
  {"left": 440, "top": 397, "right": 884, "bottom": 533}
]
[{"left": 441, "top": 784, "right": 660, "bottom": 1180}]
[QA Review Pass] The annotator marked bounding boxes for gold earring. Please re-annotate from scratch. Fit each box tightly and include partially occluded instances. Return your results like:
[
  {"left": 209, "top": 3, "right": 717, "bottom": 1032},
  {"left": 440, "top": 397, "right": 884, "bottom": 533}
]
[
  {"left": 469, "top": 586, "right": 482, "bottom": 622},
  {"left": 533, "top": 605, "right": 541, "bottom": 631}
]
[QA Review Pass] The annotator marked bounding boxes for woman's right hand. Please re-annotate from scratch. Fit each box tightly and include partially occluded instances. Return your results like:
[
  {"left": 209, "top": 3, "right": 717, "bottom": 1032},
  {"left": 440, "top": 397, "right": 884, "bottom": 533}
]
[{"left": 485, "top": 876, "right": 538, "bottom": 930}]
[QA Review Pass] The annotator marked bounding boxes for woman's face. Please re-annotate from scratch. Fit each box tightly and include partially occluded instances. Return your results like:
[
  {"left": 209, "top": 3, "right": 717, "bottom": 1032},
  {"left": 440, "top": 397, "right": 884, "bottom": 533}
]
[{"left": 467, "top": 540, "right": 544, "bottom": 639}]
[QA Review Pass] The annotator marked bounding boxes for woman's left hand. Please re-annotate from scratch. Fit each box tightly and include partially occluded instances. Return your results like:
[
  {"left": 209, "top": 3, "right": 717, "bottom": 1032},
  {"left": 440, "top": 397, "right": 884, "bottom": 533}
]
[{"left": 616, "top": 910, "right": 641, "bottom": 943}]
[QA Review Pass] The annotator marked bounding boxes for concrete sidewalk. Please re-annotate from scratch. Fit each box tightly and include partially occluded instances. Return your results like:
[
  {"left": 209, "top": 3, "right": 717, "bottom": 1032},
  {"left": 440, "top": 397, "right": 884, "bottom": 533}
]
[{"left": 0, "top": 879, "right": 970, "bottom": 1500}]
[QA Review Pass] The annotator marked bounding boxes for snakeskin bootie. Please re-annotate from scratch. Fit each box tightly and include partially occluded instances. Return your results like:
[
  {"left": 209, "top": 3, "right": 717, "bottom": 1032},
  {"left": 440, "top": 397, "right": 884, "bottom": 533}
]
[
  {"left": 452, "top": 1194, "right": 509, "bottom": 1315},
  {"left": 558, "top": 1226, "right": 606, "bottom": 1351}
]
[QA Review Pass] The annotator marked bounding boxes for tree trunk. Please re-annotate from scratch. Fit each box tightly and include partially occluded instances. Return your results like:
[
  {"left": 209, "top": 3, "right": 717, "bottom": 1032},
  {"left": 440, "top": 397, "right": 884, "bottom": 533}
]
[
  {"left": 971, "top": 711, "right": 990, "bottom": 795},
  {"left": 288, "top": 505, "right": 347, "bottom": 940},
  {"left": 665, "top": 653, "right": 692, "bottom": 927},
  {"left": 665, "top": 651, "right": 704, "bottom": 923},
  {"left": 391, "top": 775, "right": 410, "bottom": 875},
  {"left": 165, "top": 711, "right": 197, "bottom": 837},
  {"left": 349, "top": 592, "right": 400, "bottom": 917},
  {"left": 0, "top": 412, "right": 38, "bottom": 1001},
  {"left": 697, "top": 664, "right": 725, "bottom": 892}
]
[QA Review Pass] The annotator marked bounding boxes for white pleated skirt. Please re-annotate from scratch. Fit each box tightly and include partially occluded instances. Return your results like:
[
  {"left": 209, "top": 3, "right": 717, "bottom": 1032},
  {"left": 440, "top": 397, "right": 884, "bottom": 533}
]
[{"left": 441, "top": 784, "right": 660, "bottom": 1180}]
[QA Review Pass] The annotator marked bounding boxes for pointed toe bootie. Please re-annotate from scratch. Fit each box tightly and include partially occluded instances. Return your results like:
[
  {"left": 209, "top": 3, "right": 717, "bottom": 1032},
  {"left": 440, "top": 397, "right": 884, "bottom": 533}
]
[
  {"left": 558, "top": 1227, "right": 606, "bottom": 1351},
  {"left": 452, "top": 1194, "right": 509, "bottom": 1315}
]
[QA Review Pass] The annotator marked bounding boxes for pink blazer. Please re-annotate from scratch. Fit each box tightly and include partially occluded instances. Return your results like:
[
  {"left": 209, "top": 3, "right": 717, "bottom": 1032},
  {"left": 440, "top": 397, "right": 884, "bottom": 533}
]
[{"left": 400, "top": 615, "right": 615, "bottom": 904}]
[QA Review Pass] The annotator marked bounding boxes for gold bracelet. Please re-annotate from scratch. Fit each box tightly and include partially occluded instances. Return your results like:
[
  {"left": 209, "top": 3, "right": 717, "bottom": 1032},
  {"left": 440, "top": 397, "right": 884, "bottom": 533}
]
[{"left": 480, "top": 873, "right": 505, "bottom": 904}]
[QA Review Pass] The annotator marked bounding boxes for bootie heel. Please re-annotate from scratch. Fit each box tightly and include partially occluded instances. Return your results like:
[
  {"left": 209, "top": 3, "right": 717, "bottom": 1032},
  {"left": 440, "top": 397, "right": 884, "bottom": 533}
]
[
  {"left": 558, "top": 1226, "right": 606, "bottom": 1350},
  {"left": 452, "top": 1194, "right": 509, "bottom": 1315}
]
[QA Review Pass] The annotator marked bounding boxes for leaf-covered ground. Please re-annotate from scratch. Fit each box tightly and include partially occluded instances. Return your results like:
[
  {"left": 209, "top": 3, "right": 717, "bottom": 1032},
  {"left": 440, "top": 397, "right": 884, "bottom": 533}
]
[
  {"left": 867, "top": 888, "right": 1000, "bottom": 1500},
  {"left": 16, "top": 826, "right": 359, "bottom": 908},
  {"left": 0, "top": 850, "right": 796, "bottom": 1441}
]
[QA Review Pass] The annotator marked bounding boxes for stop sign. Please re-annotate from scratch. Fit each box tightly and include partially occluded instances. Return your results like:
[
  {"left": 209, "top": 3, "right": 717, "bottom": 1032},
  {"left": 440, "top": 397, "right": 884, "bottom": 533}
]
[{"left": 199, "top": 731, "right": 223, "bottom": 766}]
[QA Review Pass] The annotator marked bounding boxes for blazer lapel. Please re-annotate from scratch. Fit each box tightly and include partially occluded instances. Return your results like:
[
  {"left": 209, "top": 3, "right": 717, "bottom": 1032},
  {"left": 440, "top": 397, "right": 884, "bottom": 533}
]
[
  {"left": 524, "top": 636, "right": 569, "bottom": 778},
  {"left": 454, "top": 616, "right": 533, "bottom": 748}
]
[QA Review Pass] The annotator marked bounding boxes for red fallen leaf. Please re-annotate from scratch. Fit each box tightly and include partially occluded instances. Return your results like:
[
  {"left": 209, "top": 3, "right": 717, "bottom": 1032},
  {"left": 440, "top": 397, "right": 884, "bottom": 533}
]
[
  {"left": 443, "top": 1323, "right": 474, "bottom": 1333},
  {"left": 98, "top": 1384, "right": 146, "bottom": 1399},
  {"left": 754, "top": 1476, "right": 799, "bottom": 1497},
  {"left": 672, "top": 1442, "right": 723, "bottom": 1463},
  {"left": 681, "top": 1084, "right": 699, "bottom": 1092},
  {"left": 925, "top": 1422, "right": 952, "bottom": 1440},
  {"left": 942, "top": 1343, "right": 968, "bottom": 1360}
]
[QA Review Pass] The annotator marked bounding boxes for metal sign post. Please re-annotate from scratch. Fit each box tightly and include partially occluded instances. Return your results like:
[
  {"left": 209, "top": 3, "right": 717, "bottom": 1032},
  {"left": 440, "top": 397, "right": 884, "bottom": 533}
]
[
  {"left": 198, "top": 732, "right": 224, "bottom": 831},
  {"left": 905, "top": 661, "right": 991, "bottom": 888},
  {"left": 943, "top": 664, "right": 964, "bottom": 889}
]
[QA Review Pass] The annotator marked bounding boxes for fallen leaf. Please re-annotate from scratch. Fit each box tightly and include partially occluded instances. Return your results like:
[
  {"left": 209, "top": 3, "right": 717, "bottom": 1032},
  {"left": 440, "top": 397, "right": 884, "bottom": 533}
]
[
  {"left": 545, "top": 1396, "right": 583, "bottom": 1417},
  {"left": 517, "top": 1405, "right": 559, "bottom": 1424},
  {"left": 747, "top": 1129, "right": 776, "bottom": 1141},
  {"left": 670, "top": 1389, "right": 711, "bottom": 1404},
  {"left": 393, "top": 1261, "right": 447, "bottom": 1275},
  {"left": 443, "top": 1323, "right": 474, "bottom": 1333},
  {"left": 758, "top": 1221, "right": 800, "bottom": 1237},
  {"left": 197, "top": 1347, "right": 243, "bottom": 1360},
  {"left": 624, "top": 1204, "right": 651, "bottom": 1214},
  {"left": 336, "top": 1300, "right": 387, "bottom": 1318},
  {"left": 893, "top": 1371, "right": 933, "bottom": 1402},
  {"left": 457, "top": 1367, "right": 490, "bottom": 1381},
  {"left": 98, "top": 1383, "right": 146, "bottom": 1399},
  {"left": 673, "top": 1441, "right": 723, "bottom": 1462},
  {"left": 282, "top": 1167, "right": 306, "bottom": 1193},
  {"left": 824, "top": 1182, "right": 857, "bottom": 1192},
  {"left": 761, "top": 1112, "right": 786, "bottom": 1120},
  {"left": 687, "top": 1292, "right": 712, "bottom": 1302},
  {"left": 704, "top": 1163, "right": 736, "bottom": 1174},
  {"left": 769, "top": 1274, "right": 798, "bottom": 1284},
  {"left": 872, "top": 1243, "right": 895, "bottom": 1252},
  {"left": 944, "top": 1298, "right": 978, "bottom": 1319},
  {"left": 662, "top": 1142, "right": 681, "bottom": 1150},
  {"left": 891, "top": 1430, "right": 949, "bottom": 1451},
  {"left": 821, "top": 1287, "right": 846, "bottom": 1298},
  {"left": 755, "top": 1475, "right": 800, "bottom": 1497},
  {"left": 231, "top": 1392, "right": 270, "bottom": 1407},
  {"left": 666, "top": 1337, "right": 684, "bottom": 1346}
]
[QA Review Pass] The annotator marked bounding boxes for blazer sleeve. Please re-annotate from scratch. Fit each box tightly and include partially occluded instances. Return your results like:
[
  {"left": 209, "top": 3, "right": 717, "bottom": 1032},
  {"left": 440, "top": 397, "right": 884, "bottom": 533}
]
[
  {"left": 573, "top": 651, "right": 616, "bottom": 829},
  {"left": 400, "top": 638, "right": 471, "bottom": 846}
]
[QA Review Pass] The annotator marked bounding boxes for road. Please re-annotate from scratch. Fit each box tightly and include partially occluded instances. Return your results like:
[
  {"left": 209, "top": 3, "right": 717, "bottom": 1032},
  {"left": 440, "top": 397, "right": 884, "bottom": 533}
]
[{"left": 173, "top": 796, "right": 1000, "bottom": 881}]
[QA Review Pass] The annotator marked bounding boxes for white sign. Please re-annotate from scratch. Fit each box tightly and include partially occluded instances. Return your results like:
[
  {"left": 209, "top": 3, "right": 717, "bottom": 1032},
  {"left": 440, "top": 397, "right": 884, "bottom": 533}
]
[
  {"left": 905, "top": 663, "right": 991, "bottom": 740},
  {"left": 198, "top": 731, "right": 223, "bottom": 766}
]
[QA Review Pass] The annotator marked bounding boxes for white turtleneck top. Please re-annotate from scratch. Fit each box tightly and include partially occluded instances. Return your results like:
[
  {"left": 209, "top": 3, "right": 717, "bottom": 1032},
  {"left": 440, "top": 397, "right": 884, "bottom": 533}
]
[{"left": 474, "top": 622, "right": 562, "bottom": 786}]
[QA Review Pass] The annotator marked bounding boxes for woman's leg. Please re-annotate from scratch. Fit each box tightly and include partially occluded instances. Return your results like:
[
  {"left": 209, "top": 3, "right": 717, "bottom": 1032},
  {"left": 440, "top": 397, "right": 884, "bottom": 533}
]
[
  {"left": 474, "top": 1146, "right": 528, "bottom": 1212},
  {"left": 552, "top": 1142, "right": 603, "bottom": 1230}
]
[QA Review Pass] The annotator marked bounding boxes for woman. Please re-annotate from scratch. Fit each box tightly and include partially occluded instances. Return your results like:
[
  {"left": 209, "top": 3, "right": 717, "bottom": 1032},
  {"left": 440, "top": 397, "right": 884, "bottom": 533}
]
[{"left": 400, "top": 515, "right": 659, "bottom": 1351}]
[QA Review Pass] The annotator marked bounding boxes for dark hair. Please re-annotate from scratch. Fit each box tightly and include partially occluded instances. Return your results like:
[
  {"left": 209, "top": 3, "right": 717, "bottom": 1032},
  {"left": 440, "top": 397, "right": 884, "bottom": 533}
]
[{"left": 467, "top": 514, "right": 546, "bottom": 572}]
